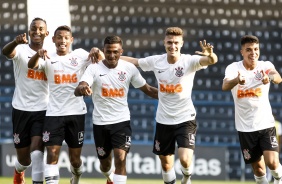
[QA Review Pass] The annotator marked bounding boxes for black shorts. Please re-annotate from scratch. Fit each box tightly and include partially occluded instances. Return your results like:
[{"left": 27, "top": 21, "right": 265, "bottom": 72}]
[
  {"left": 12, "top": 108, "right": 46, "bottom": 148},
  {"left": 153, "top": 120, "right": 197, "bottom": 156},
  {"left": 238, "top": 127, "right": 279, "bottom": 164},
  {"left": 42, "top": 115, "right": 85, "bottom": 148},
  {"left": 93, "top": 121, "right": 132, "bottom": 159}
]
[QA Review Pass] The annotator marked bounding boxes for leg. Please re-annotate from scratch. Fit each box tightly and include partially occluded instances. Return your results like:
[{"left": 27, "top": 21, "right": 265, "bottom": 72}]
[
  {"left": 264, "top": 150, "right": 282, "bottom": 183},
  {"left": 178, "top": 148, "right": 194, "bottom": 184},
  {"left": 14, "top": 147, "right": 31, "bottom": 184},
  {"left": 45, "top": 145, "right": 61, "bottom": 184},
  {"left": 30, "top": 136, "right": 44, "bottom": 184},
  {"left": 112, "top": 148, "right": 128, "bottom": 184},
  {"left": 159, "top": 154, "right": 176, "bottom": 184},
  {"left": 69, "top": 147, "right": 83, "bottom": 184},
  {"left": 99, "top": 152, "right": 114, "bottom": 184},
  {"left": 251, "top": 156, "right": 268, "bottom": 184}
]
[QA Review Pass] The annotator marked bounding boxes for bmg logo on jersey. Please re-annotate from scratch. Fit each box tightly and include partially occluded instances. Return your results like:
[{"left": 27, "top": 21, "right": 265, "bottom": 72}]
[{"left": 78, "top": 131, "right": 84, "bottom": 144}]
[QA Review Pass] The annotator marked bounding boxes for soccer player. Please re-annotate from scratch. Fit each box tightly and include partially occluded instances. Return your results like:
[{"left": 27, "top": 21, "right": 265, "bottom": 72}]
[
  {"left": 28, "top": 25, "right": 100, "bottom": 184},
  {"left": 2, "top": 17, "right": 49, "bottom": 184},
  {"left": 120, "top": 27, "right": 218, "bottom": 184},
  {"left": 222, "top": 35, "right": 282, "bottom": 184},
  {"left": 74, "top": 35, "right": 158, "bottom": 184}
]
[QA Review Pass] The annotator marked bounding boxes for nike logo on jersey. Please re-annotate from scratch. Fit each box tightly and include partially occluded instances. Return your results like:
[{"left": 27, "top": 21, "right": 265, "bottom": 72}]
[
  {"left": 51, "top": 61, "right": 59, "bottom": 64},
  {"left": 158, "top": 70, "right": 165, "bottom": 73},
  {"left": 99, "top": 74, "right": 107, "bottom": 77},
  {"left": 28, "top": 56, "right": 32, "bottom": 58}
]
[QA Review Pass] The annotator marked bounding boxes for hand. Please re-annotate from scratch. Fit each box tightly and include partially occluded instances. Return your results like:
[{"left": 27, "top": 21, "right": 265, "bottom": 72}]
[
  {"left": 88, "top": 47, "right": 105, "bottom": 63},
  {"left": 261, "top": 70, "right": 271, "bottom": 85},
  {"left": 14, "top": 33, "right": 28, "bottom": 44},
  {"left": 37, "top": 49, "right": 50, "bottom": 60},
  {"left": 195, "top": 40, "right": 214, "bottom": 56},
  {"left": 80, "top": 85, "right": 92, "bottom": 96},
  {"left": 238, "top": 71, "right": 246, "bottom": 85}
]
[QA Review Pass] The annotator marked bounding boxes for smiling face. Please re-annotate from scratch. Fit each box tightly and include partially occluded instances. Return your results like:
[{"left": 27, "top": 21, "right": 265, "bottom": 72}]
[
  {"left": 103, "top": 43, "right": 123, "bottom": 69},
  {"left": 52, "top": 29, "right": 73, "bottom": 56},
  {"left": 28, "top": 19, "right": 49, "bottom": 47},
  {"left": 164, "top": 35, "right": 183, "bottom": 58},
  {"left": 240, "top": 42, "right": 260, "bottom": 70}
]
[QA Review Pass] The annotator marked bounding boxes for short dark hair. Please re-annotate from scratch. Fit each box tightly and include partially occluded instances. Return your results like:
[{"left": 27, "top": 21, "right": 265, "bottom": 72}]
[
  {"left": 104, "top": 35, "right": 123, "bottom": 46},
  {"left": 165, "top": 27, "right": 183, "bottom": 36},
  {"left": 54, "top": 25, "right": 72, "bottom": 36},
  {"left": 30, "top": 17, "right": 47, "bottom": 27},
  {"left": 241, "top": 35, "right": 259, "bottom": 46}
]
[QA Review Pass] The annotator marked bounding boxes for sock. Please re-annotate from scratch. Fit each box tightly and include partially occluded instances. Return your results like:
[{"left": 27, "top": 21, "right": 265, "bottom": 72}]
[
  {"left": 101, "top": 167, "right": 114, "bottom": 182},
  {"left": 180, "top": 165, "right": 192, "bottom": 184},
  {"left": 70, "top": 164, "right": 83, "bottom": 184},
  {"left": 271, "top": 164, "right": 282, "bottom": 179},
  {"left": 45, "top": 164, "right": 59, "bottom": 184},
  {"left": 162, "top": 167, "right": 176, "bottom": 184},
  {"left": 15, "top": 159, "right": 30, "bottom": 173},
  {"left": 271, "top": 164, "right": 282, "bottom": 184},
  {"left": 30, "top": 150, "right": 44, "bottom": 184},
  {"left": 254, "top": 174, "right": 269, "bottom": 184},
  {"left": 113, "top": 174, "right": 127, "bottom": 184}
]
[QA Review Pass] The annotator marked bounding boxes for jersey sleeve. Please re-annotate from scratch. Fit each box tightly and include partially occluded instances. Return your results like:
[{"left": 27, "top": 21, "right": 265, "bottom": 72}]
[
  {"left": 130, "top": 65, "right": 146, "bottom": 88},
  {"left": 264, "top": 61, "right": 275, "bottom": 75},
  {"left": 80, "top": 64, "right": 95, "bottom": 86},
  {"left": 138, "top": 55, "right": 157, "bottom": 71},
  {"left": 224, "top": 62, "right": 238, "bottom": 80}
]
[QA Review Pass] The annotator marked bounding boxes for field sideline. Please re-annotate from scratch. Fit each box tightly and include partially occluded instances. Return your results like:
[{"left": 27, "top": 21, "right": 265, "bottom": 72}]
[{"left": 0, "top": 177, "right": 255, "bottom": 184}]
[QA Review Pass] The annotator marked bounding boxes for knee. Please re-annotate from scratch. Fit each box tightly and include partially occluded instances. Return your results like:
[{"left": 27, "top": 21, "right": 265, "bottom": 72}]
[
  {"left": 46, "top": 148, "right": 60, "bottom": 164},
  {"left": 99, "top": 158, "right": 112, "bottom": 172},
  {"left": 70, "top": 158, "right": 82, "bottom": 168},
  {"left": 268, "top": 160, "right": 280, "bottom": 170},
  {"left": 161, "top": 162, "right": 174, "bottom": 172},
  {"left": 114, "top": 158, "right": 126, "bottom": 169}
]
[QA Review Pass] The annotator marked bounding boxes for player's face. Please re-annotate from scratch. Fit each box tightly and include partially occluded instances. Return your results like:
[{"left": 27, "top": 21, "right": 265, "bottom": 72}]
[
  {"left": 164, "top": 35, "right": 183, "bottom": 58},
  {"left": 28, "top": 20, "right": 49, "bottom": 45},
  {"left": 52, "top": 30, "right": 73, "bottom": 56},
  {"left": 240, "top": 42, "right": 260, "bottom": 70},
  {"left": 103, "top": 43, "right": 123, "bottom": 68}
]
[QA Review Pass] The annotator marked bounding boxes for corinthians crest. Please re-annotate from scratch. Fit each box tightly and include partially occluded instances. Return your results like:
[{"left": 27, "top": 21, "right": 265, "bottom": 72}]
[
  {"left": 13, "top": 133, "right": 20, "bottom": 144},
  {"left": 97, "top": 147, "right": 106, "bottom": 156},
  {"left": 175, "top": 67, "right": 184, "bottom": 77},
  {"left": 254, "top": 70, "right": 263, "bottom": 81},
  {"left": 42, "top": 131, "right": 50, "bottom": 142},
  {"left": 118, "top": 71, "right": 126, "bottom": 81},
  {"left": 69, "top": 57, "right": 78, "bottom": 66},
  {"left": 243, "top": 149, "right": 251, "bottom": 160}
]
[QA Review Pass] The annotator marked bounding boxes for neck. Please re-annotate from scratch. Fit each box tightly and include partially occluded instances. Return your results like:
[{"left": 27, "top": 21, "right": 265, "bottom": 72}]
[
  {"left": 29, "top": 43, "right": 43, "bottom": 52},
  {"left": 167, "top": 55, "right": 179, "bottom": 64}
]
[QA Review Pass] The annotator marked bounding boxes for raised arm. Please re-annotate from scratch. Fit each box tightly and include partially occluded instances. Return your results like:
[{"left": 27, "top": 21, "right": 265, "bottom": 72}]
[
  {"left": 138, "top": 83, "right": 158, "bottom": 99},
  {"left": 195, "top": 40, "right": 218, "bottom": 66},
  {"left": 2, "top": 33, "right": 28, "bottom": 58},
  {"left": 74, "top": 81, "right": 92, "bottom": 96},
  {"left": 120, "top": 56, "right": 139, "bottom": 67},
  {"left": 28, "top": 49, "right": 49, "bottom": 69}
]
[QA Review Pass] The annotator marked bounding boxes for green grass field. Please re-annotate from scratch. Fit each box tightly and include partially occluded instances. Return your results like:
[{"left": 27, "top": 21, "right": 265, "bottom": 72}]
[{"left": 0, "top": 177, "right": 255, "bottom": 184}]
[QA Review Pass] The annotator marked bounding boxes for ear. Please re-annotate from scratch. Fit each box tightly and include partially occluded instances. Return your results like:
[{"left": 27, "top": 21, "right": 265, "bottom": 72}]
[
  {"left": 52, "top": 36, "right": 55, "bottom": 43},
  {"left": 45, "top": 31, "right": 49, "bottom": 37},
  {"left": 120, "top": 49, "right": 124, "bottom": 55}
]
